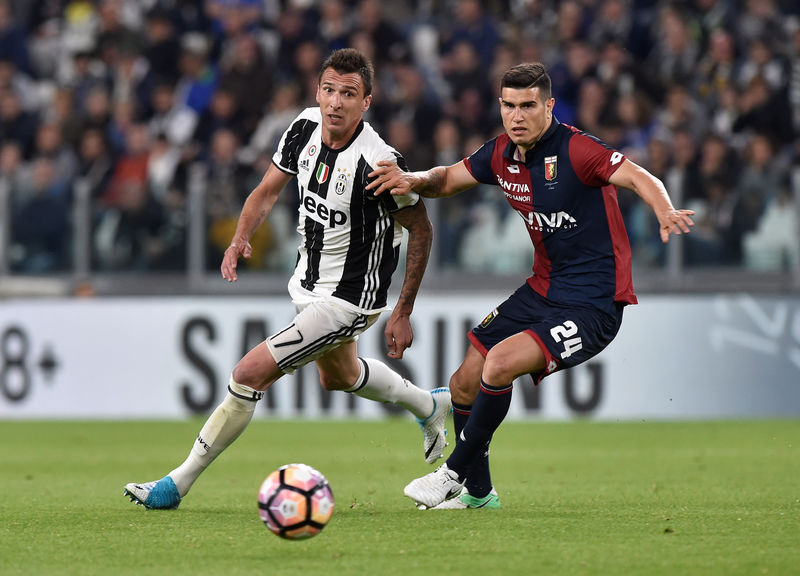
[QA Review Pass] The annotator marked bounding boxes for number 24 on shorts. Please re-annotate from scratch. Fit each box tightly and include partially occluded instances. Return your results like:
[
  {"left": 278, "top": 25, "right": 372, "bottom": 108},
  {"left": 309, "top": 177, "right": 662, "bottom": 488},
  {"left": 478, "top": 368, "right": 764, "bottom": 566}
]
[{"left": 550, "top": 321, "right": 583, "bottom": 359}]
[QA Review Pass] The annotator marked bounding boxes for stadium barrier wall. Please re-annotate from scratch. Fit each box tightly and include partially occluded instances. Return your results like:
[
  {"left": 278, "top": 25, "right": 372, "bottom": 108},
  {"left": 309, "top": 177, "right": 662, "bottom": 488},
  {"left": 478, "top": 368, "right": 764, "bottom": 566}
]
[{"left": 1, "top": 293, "right": 798, "bottom": 420}]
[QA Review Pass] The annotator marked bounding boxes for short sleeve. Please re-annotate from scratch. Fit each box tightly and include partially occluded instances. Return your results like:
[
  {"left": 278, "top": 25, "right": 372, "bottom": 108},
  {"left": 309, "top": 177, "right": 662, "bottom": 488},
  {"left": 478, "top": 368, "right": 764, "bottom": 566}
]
[
  {"left": 371, "top": 150, "right": 420, "bottom": 212},
  {"left": 568, "top": 132, "right": 627, "bottom": 187},
  {"left": 464, "top": 138, "right": 500, "bottom": 185},
  {"left": 272, "top": 108, "right": 317, "bottom": 174}
]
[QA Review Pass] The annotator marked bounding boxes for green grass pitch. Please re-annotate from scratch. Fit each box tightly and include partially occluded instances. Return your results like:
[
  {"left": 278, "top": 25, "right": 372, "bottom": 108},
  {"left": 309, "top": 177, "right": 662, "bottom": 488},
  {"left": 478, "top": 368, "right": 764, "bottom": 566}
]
[{"left": 2, "top": 419, "right": 798, "bottom": 576}]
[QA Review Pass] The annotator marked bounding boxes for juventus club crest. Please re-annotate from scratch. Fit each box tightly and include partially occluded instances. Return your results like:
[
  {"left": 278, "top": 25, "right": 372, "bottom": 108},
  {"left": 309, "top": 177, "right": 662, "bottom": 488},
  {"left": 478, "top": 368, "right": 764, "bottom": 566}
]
[
  {"left": 544, "top": 155, "right": 557, "bottom": 181},
  {"left": 334, "top": 167, "right": 351, "bottom": 195}
]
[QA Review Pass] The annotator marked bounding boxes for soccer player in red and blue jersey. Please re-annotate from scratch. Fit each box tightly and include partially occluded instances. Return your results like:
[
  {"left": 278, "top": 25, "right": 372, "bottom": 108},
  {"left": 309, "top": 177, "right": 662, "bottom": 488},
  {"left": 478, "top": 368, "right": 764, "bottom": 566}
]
[{"left": 368, "top": 62, "right": 695, "bottom": 510}]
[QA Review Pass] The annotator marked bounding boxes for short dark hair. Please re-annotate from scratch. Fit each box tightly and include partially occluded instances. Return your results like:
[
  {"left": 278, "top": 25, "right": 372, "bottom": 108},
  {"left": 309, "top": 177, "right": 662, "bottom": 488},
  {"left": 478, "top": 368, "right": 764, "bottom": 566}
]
[
  {"left": 501, "top": 62, "right": 552, "bottom": 99},
  {"left": 319, "top": 48, "right": 374, "bottom": 96}
]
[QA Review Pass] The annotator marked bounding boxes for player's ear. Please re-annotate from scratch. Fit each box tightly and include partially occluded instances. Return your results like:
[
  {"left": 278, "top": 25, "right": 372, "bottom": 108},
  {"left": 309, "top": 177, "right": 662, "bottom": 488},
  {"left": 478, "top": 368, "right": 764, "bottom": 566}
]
[{"left": 362, "top": 94, "right": 372, "bottom": 112}]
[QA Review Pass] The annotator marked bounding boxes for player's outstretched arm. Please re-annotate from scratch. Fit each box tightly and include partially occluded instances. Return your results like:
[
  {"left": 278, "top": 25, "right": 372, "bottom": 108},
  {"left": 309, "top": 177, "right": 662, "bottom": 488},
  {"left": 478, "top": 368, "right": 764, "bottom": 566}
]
[
  {"left": 367, "top": 161, "right": 478, "bottom": 199},
  {"left": 609, "top": 159, "right": 695, "bottom": 243},
  {"left": 221, "top": 163, "right": 291, "bottom": 282},
  {"left": 384, "top": 200, "right": 433, "bottom": 359}
]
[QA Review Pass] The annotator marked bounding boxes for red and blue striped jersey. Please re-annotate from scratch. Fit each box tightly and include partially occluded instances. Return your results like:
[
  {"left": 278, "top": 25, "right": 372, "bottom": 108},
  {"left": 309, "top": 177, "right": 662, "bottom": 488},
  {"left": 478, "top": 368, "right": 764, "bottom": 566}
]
[{"left": 464, "top": 118, "right": 637, "bottom": 315}]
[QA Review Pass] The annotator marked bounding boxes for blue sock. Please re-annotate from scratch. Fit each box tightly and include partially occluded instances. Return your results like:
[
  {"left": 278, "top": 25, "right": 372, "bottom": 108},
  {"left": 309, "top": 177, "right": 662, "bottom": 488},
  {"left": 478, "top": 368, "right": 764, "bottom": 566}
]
[
  {"left": 446, "top": 380, "right": 512, "bottom": 483},
  {"left": 452, "top": 401, "right": 493, "bottom": 499}
]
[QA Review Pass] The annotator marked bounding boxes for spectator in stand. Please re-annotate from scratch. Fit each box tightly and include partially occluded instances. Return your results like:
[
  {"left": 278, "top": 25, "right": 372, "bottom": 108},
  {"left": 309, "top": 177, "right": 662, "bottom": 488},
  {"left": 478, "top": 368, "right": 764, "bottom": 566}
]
[
  {"left": 192, "top": 86, "right": 245, "bottom": 156},
  {"left": 174, "top": 32, "right": 218, "bottom": 116},
  {"left": 94, "top": 0, "right": 141, "bottom": 75},
  {"left": 142, "top": 7, "right": 181, "bottom": 88},
  {"left": 378, "top": 62, "right": 442, "bottom": 143},
  {"left": 686, "top": 133, "right": 741, "bottom": 265},
  {"left": 439, "top": 0, "right": 500, "bottom": 71},
  {"left": 273, "top": 5, "right": 317, "bottom": 83},
  {"left": 10, "top": 156, "right": 69, "bottom": 272},
  {"left": 647, "top": 4, "right": 699, "bottom": 90},
  {"left": 146, "top": 79, "right": 198, "bottom": 149},
  {"left": 0, "top": 139, "right": 25, "bottom": 209},
  {"left": 62, "top": 48, "right": 110, "bottom": 111},
  {"left": 240, "top": 81, "right": 303, "bottom": 170},
  {"left": 107, "top": 97, "right": 139, "bottom": 154},
  {"left": 0, "top": 55, "right": 37, "bottom": 113},
  {"left": 32, "top": 120, "right": 78, "bottom": 191},
  {"left": 694, "top": 28, "right": 739, "bottom": 111},
  {"left": 318, "top": 0, "right": 351, "bottom": 53},
  {"left": 204, "top": 127, "right": 266, "bottom": 270},
  {"left": 99, "top": 121, "right": 149, "bottom": 210},
  {"left": 75, "top": 127, "right": 114, "bottom": 201},
  {"left": 218, "top": 34, "right": 273, "bottom": 138},
  {"left": 733, "top": 74, "right": 794, "bottom": 146},
  {"left": 725, "top": 133, "right": 788, "bottom": 265},
  {"left": 652, "top": 83, "right": 708, "bottom": 142},
  {"left": 735, "top": 0, "right": 785, "bottom": 50},
  {"left": 94, "top": 123, "right": 167, "bottom": 270},
  {"left": 291, "top": 39, "right": 326, "bottom": 105},
  {"left": 548, "top": 40, "right": 598, "bottom": 119},
  {"left": 574, "top": 76, "right": 610, "bottom": 137},
  {"left": 76, "top": 83, "right": 113, "bottom": 145},
  {"left": 205, "top": 0, "right": 262, "bottom": 40},
  {"left": 355, "top": 0, "right": 404, "bottom": 67},
  {"left": 587, "top": 0, "right": 632, "bottom": 49},
  {"left": 0, "top": 87, "right": 37, "bottom": 158},
  {"left": 0, "top": 0, "right": 31, "bottom": 74},
  {"left": 441, "top": 40, "right": 493, "bottom": 135}
]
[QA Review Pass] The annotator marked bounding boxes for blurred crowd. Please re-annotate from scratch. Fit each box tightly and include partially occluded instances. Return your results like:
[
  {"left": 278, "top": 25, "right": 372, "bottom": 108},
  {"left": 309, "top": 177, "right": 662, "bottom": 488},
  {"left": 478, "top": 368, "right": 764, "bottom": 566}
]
[{"left": 1, "top": 0, "right": 799, "bottom": 276}]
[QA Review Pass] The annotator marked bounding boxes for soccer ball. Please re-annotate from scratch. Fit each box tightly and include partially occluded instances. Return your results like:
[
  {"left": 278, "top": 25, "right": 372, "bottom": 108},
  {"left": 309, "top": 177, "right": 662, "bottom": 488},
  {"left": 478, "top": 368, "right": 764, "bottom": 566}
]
[{"left": 257, "top": 463, "right": 334, "bottom": 540}]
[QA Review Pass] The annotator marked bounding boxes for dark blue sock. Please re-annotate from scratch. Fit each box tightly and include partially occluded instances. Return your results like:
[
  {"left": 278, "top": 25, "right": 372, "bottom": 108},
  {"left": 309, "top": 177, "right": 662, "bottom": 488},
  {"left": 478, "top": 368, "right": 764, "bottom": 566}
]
[
  {"left": 446, "top": 380, "right": 512, "bottom": 483},
  {"left": 452, "top": 401, "right": 493, "bottom": 499}
]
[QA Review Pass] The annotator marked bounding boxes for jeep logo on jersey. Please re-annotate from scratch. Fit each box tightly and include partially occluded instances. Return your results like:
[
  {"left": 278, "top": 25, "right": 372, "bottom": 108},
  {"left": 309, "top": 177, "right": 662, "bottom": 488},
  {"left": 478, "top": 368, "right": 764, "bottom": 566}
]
[
  {"left": 544, "top": 155, "right": 557, "bottom": 181},
  {"left": 316, "top": 163, "right": 330, "bottom": 184},
  {"left": 299, "top": 188, "right": 347, "bottom": 227},
  {"left": 520, "top": 210, "right": 577, "bottom": 231}
]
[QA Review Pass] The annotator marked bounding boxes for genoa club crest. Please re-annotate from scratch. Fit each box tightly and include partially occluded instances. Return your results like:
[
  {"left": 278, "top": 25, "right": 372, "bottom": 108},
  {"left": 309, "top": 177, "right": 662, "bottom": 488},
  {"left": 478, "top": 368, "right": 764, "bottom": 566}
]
[
  {"left": 479, "top": 308, "right": 498, "bottom": 328},
  {"left": 544, "top": 155, "right": 557, "bottom": 181}
]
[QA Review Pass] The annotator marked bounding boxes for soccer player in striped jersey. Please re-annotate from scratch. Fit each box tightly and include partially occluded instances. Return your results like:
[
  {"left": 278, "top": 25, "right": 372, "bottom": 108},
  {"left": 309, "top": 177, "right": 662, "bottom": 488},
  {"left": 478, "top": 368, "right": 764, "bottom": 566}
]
[
  {"left": 124, "top": 49, "right": 450, "bottom": 510},
  {"left": 368, "top": 62, "right": 695, "bottom": 510}
]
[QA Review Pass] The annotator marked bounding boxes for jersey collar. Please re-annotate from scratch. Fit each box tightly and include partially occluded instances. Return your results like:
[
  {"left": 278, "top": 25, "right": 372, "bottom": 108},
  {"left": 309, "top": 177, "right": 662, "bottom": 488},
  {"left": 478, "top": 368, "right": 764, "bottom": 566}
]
[
  {"left": 503, "top": 116, "right": 561, "bottom": 164},
  {"left": 323, "top": 119, "right": 365, "bottom": 152}
]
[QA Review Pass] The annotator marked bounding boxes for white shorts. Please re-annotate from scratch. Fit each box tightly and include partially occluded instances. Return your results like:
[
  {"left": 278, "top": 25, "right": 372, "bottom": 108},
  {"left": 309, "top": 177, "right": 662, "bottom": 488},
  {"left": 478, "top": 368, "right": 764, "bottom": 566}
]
[{"left": 266, "top": 300, "right": 381, "bottom": 374}]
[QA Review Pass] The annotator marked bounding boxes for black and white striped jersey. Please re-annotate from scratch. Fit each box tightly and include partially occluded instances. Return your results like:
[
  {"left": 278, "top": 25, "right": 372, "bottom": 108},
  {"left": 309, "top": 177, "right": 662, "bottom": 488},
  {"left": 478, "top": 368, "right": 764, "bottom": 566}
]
[{"left": 272, "top": 107, "right": 420, "bottom": 314}]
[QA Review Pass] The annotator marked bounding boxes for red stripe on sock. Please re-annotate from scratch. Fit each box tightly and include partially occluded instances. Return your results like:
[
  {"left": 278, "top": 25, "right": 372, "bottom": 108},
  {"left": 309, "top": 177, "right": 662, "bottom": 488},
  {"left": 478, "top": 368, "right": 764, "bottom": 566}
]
[{"left": 480, "top": 383, "right": 513, "bottom": 396}]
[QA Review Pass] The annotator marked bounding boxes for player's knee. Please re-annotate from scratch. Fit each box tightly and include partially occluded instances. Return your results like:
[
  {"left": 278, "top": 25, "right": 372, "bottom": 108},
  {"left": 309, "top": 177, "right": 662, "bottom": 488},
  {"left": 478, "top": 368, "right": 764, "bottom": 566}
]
[
  {"left": 482, "top": 352, "right": 515, "bottom": 387},
  {"left": 232, "top": 362, "right": 262, "bottom": 389},
  {"left": 318, "top": 372, "right": 349, "bottom": 391},
  {"left": 449, "top": 370, "right": 478, "bottom": 404}
]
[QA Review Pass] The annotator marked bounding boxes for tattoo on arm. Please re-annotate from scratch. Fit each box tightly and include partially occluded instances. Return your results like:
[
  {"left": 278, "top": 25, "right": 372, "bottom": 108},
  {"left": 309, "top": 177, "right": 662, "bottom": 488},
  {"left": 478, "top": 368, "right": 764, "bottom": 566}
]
[
  {"left": 248, "top": 209, "right": 267, "bottom": 237},
  {"left": 395, "top": 209, "right": 432, "bottom": 316},
  {"left": 416, "top": 167, "right": 447, "bottom": 198}
]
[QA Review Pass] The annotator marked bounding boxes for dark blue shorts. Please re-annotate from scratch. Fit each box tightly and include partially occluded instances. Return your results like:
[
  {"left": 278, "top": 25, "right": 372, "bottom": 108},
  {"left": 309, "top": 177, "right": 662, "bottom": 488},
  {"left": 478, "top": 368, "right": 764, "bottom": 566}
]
[{"left": 468, "top": 282, "right": 625, "bottom": 384}]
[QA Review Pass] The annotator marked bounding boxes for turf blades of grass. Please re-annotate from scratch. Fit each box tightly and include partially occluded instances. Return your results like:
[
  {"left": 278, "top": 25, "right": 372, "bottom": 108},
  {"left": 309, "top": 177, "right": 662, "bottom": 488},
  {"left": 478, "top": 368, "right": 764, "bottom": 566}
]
[{"left": 2, "top": 420, "right": 798, "bottom": 576}]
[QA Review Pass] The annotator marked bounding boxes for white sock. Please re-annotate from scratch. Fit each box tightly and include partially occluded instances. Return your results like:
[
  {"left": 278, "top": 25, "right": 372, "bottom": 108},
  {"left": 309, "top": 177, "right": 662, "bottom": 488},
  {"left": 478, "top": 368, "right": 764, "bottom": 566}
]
[
  {"left": 168, "top": 378, "right": 262, "bottom": 497},
  {"left": 346, "top": 357, "right": 434, "bottom": 420}
]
